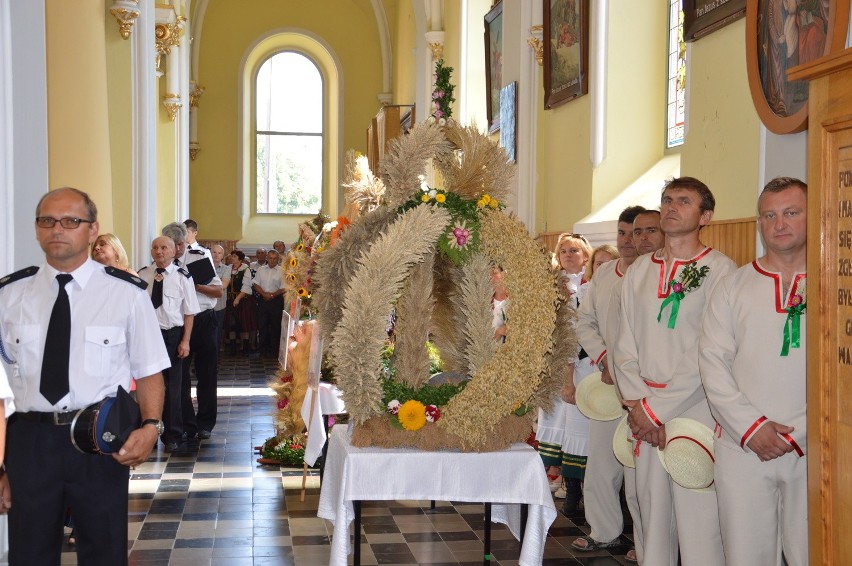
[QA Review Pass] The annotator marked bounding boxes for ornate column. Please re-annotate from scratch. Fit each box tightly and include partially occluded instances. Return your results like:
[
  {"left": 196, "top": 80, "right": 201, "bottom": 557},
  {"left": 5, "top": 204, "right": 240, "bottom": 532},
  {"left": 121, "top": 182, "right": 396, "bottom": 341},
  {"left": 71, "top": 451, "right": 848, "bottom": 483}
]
[
  {"left": 189, "top": 81, "right": 204, "bottom": 160},
  {"left": 155, "top": 10, "right": 184, "bottom": 121}
]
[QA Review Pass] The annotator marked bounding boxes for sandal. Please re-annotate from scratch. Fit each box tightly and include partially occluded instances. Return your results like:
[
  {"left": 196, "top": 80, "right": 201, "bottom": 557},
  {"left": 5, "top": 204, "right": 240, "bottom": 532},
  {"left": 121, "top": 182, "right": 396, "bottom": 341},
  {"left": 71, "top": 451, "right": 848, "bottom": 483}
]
[
  {"left": 571, "top": 535, "right": 620, "bottom": 552},
  {"left": 625, "top": 547, "right": 638, "bottom": 562}
]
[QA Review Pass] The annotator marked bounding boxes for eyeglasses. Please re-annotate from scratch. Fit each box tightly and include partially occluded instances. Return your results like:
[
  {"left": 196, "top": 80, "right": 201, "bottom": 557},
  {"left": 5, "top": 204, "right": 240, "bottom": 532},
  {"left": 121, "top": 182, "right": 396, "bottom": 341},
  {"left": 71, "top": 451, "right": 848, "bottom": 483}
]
[
  {"left": 35, "top": 217, "right": 95, "bottom": 229},
  {"left": 561, "top": 232, "right": 588, "bottom": 243}
]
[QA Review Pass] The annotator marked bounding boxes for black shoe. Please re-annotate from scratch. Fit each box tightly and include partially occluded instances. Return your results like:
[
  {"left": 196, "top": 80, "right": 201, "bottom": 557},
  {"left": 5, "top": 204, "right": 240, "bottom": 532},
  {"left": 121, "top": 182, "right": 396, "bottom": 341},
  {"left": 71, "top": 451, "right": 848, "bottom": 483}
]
[
  {"left": 196, "top": 430, "right": 212, "bottom": 440},
  {"left": 164, "top": 442, "right": 180, "bottom": 452}
]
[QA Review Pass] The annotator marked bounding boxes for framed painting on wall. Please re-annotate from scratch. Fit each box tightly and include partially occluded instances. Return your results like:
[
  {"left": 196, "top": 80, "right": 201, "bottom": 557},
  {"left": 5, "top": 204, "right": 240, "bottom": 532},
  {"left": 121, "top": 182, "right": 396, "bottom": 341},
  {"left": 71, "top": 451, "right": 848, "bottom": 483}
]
[
  {"left": 543, "top": 0, "right": 589, "bottom": 110},
  {"left": 484, "top": 2, "right": 503, "bottom": 134},
  {"left": 746, "top": 0, "right": 849, "bottom": 134},
  {"left": 499, "top": 82, "right": 518, "bottom": 162},
  {"left": 683, "top": 0, "right": 746, "bottom": 42}
]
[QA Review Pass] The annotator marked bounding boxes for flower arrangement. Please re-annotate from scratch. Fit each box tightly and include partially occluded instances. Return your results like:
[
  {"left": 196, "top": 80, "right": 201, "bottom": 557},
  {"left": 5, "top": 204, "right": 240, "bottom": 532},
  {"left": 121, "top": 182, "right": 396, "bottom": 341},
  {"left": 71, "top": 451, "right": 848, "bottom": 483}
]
[
  {"left": 258, "top": 435, "right": 315, "bottom": 468},
  {"left": 431, "top": 59, "right": 455, "bottom": 123},
  {"left": 312, "top": 122, "right": 577, "bottom": 451},
  {"left": 782, "top": 281, "right": 806, "bottom": 356},
  {"left": 657, "top": 261, "right": 710, "bottom": 328}
]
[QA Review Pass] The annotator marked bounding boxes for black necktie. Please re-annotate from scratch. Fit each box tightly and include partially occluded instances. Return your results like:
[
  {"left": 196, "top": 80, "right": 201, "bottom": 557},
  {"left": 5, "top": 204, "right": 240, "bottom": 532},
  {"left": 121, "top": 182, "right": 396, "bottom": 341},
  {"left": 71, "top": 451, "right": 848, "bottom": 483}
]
[
  {"left": 40, "top": 273, "right": 73, "bottom": 404},
  {"left": 151, "top": 268, "right": 166, "bottom": 309}
]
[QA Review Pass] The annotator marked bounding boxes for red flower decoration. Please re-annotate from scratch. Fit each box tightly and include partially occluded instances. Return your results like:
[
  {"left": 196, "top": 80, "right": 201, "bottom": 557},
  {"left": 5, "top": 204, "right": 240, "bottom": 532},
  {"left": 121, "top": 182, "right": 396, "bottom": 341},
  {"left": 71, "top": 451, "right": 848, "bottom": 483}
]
[
  {"left": 425, "top": 405, "right": 441, "bottom": 423},
  {"left": 277, "top": 398, "right": 290, "bottom": 410}
]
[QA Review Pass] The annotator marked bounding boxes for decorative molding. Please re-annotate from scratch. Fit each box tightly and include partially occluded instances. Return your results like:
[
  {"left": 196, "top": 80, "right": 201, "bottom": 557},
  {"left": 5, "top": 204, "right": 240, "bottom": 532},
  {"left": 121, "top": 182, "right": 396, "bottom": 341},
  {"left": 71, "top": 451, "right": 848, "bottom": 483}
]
[
  {"left": 425, "top": 30, "right": 445, "bottom": 60},
  {"left": 189, "top": 81, "right": 205, "bottom": 108},
  {"left": 189, "top": 141, "right": 200, "bottom": 160},
  {"left": 528, "top": 25, "right": 544, "bottom": 67},
  {"left": 377, "top": 92, "right": 392, "bottom": 106},
  {"left": 109, "top": 1, "right": 140, "bottom": 40},
  {"left": 154, "top": 16, "right": 185, "bottom": 69},
  {"left": 162, "top": 94, "right": 182, "bottom": 121}
]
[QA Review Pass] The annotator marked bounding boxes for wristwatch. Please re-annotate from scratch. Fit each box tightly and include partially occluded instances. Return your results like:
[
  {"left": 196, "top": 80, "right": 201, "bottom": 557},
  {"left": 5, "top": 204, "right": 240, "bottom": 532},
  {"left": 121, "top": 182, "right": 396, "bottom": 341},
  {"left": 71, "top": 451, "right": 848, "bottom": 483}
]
[{"left": 141, "top": 419, "right": 165, "bottom": 436}]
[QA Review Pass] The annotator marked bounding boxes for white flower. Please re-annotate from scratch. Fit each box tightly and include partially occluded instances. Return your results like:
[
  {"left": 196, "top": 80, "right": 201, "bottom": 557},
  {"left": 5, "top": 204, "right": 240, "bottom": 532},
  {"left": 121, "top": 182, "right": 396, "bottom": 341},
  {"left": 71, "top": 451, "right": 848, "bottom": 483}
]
[
  {"left": 428, "top": 189, "right": 437, "bottom": 199},
  {"left": 387, "top": 399, "right": 401, "bottom": 415}
]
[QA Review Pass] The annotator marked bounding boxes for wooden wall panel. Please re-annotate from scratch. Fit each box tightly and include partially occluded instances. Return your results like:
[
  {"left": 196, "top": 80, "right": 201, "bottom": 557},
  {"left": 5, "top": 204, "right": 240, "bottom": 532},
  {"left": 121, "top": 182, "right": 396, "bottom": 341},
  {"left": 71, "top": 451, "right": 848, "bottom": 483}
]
[{"left": 535, "top": 217, "right": 757, "bottom": 267}]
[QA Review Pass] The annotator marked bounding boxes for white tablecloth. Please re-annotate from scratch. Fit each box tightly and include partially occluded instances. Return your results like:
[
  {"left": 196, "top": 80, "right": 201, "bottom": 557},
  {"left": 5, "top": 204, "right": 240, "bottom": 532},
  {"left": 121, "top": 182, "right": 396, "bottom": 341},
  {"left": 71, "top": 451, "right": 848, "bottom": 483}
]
[
  {"left": 301, "top": 382, "right": 346, "bottom": 466},
  {"left": 317, "top": 426, "right": 557, "bottom": 566}
]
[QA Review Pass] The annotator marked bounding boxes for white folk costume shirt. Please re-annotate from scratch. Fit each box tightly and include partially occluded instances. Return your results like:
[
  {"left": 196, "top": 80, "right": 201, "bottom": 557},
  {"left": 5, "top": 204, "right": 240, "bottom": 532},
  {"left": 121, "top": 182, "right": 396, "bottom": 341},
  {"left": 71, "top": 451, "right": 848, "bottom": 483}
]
[
  {"left": 0, "top": 259, "right": 170, "bottom": 412},
  {"left": 700, "top": 261, "right": 807, "bottom": 454},
  {"left": 576, "top": 259, "right": 627, "bottom": 367},
  {"left": 178, "top": 245, "right": 222, "bottom": 311},
  {"left": 614, "top": 248, "right": 736, "bottom": 426},
  {"left": 214, "top": 263, "right": 230, "bottom": 311},
  {"left": 138, "top": 263, "right": 201, "bottom": 330},
  {"left": 241, "top": 263, "right": 284, "bottom": 295}
]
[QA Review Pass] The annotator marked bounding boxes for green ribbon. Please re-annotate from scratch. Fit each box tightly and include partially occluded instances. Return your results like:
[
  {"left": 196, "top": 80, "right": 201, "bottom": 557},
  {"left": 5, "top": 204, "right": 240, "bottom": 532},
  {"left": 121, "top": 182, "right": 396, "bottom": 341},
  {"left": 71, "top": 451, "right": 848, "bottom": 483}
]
[
  {"left": 781, "top": 303, "right": 806, "bottom": 356},
  {"left": 657, "top": 290, "right": 684, "bottom": 329}
]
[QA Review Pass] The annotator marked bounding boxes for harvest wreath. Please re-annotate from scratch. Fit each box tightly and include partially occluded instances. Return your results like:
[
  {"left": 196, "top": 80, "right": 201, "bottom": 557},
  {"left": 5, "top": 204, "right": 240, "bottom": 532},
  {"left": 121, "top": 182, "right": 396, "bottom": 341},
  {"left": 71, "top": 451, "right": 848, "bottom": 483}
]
[{"left": 312, "top": 122, "right": 577, "bottom": 451}]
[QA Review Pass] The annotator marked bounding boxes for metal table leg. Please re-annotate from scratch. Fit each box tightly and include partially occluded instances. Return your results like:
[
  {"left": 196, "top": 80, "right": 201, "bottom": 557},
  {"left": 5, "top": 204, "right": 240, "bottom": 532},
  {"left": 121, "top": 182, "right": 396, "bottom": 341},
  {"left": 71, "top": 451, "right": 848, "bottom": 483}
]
[{"left": 353, "top": 500, "right": 362, "bottom": 566}]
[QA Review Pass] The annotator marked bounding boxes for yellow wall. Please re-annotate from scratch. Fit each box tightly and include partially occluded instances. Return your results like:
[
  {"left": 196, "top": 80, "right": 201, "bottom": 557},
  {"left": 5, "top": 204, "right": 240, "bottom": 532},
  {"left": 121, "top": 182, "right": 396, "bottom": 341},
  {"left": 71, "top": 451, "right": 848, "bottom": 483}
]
[
  {"left": 535, "top": 5, "right": 758, "bottom": 235},
  {"left": 443, "top": 0, "right": 461, "bottom": 120},
  {"left": 157, "top": 84, "right": 177, "bottom": 232},
  {"left": 680, "top": 19, "right": 760, "bottom": 221},
  {"left": 104, "top": 5, "right": 133, "bottom": 254},
  {"left": 192, "top": 0, "right": 384, "bottom": 243},
  {"left": 393, "top": 1, "right": 416, "bottom": 105},
  {"left": 45, "top": 0, "right": 114, "bottom": 230}
]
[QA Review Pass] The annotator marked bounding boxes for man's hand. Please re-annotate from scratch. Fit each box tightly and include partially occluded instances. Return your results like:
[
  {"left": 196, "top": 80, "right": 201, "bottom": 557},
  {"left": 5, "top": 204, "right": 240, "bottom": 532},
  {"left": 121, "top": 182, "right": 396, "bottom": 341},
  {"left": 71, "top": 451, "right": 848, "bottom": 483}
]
[
  {"left": 561, "top": 383, "right": 576, "bottom": 404},
  {"left": 0, "top": 473, "right": 11, "bottom": 513},
  {"left": 177, "top": 339, "right": 190, "bottom": 359},
  {"left": 746, "top": 421, "right": 795, "bottom": 462},
  {"left": 644, "top": 425, "right": 667, "bottom": 448},
  {"left": 627, "top": 402, "right": 658, "bottom": 440},
  {"left": 113, "top": 425, "right": 158, "bottom": 468}
]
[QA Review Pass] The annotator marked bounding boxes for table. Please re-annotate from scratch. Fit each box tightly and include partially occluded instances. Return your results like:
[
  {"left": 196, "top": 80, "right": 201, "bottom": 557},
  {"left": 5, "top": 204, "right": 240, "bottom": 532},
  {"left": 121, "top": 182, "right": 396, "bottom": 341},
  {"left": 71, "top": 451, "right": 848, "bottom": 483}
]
[
  {"left": 301, "top": 382, "right": 346, "bottom": 467},
  {"left": 317, "top": 426, "right": 557, "bottom": 566}
]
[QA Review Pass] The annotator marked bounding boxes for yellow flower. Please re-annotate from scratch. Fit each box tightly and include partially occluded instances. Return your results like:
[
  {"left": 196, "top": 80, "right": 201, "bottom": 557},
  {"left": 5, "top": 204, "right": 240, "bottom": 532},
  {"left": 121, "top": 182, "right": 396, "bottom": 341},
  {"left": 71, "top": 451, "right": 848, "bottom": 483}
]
[
  {"left": 489, "top": 198, "right": 499, "bottom": 209},
  {"left": 398, "top": 400, "right": 427, "bottom": 431},
  {"left": 476, "top": 198, "right": 486, "bottom": 208},
  {"left": 297, "top": 287, "right": 309, "bottom": 297},
  {"left": 481, "top": 194, "right": 492, "bottom": 205},
  {"left": 287, "top": 274, "right": 297, "bottom": 282},
  {"left": 289, "top": 258, "right": 297, "bottom": 267},
  {"left": 435, "top": 193, "right": 446, "bottom": 203},
  {"left": 295, "top": 243, "right": 305, "bottom": 251},
  {"left": 421, "top": 194, "right": 431, "bottom": 203}
]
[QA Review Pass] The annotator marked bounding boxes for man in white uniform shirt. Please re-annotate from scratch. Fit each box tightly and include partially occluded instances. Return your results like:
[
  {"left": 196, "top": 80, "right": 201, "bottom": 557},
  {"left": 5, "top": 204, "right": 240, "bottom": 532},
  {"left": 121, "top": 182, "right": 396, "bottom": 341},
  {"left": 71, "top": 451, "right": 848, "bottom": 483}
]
[
  {"left": 138, "top": 236, "right": 201, "bottom": 451},
  {"left": 162, "top": 222, "right": 223, "bottom": 440},
  {"left": 614, "top": 177, "right": 736, "bottom": 566},
  {"left": 700, "top": 177, "right": 808, "bottom": 566},
  {"left": 574, "top": 206, "right": 662, "bottom": 562},
  {"left": 0, "top": 188, "right": 170, "bottom": 564},
  {"left": 234, "top": 249, "right": 285, "bottom": 357}
]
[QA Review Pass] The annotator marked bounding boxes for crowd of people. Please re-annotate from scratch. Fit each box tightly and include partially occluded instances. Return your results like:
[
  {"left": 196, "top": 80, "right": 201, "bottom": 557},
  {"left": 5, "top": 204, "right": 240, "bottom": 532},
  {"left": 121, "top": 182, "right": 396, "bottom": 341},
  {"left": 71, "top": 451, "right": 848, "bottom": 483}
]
[
  {"left": 516, "top": 176, "right": 808, "bottom": 566},
  {"left": 0, "top": 175, "right": 809, "bottom": 564}
]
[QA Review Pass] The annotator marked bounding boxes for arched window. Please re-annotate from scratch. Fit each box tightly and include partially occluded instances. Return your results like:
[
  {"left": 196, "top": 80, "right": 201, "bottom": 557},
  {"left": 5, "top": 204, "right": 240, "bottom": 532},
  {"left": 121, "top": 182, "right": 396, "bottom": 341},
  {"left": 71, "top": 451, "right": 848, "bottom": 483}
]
[
  {"left": 255, "top": 52, "right": 323, "bottom": 214},
  {"left": 666, "top": 0, "right": 686, "bottom": 148}
]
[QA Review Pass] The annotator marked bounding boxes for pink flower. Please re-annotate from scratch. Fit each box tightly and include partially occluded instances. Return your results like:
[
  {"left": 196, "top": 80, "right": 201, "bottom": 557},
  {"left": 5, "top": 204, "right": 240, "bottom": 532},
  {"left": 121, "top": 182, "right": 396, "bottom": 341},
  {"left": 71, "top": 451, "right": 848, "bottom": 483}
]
[
  {"left": 435, "top": 109, "right": 444, "bottom": 118},
  {"left": 790, "top": 294, "right": 803, "bottom": 306},
  {"left": 672, "top": 282, "right": 683, "bottom": 293},
  {"left": 425, "top": 405, "right": 441, "bottom": 422}
]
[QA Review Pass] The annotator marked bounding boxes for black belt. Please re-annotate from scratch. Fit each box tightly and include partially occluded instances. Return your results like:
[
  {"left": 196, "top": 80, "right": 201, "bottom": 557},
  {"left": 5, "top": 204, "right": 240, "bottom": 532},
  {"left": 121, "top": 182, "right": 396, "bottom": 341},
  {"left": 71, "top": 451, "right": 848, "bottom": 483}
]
[
  {"left": 161, "top": 326, "right": 183, "bottom": 334},
  {"left": 196, "top": 308, "right": 214, "bottom": 318},
  {"left": 15, "top": 410, "right": 77, "bottom": 425}
]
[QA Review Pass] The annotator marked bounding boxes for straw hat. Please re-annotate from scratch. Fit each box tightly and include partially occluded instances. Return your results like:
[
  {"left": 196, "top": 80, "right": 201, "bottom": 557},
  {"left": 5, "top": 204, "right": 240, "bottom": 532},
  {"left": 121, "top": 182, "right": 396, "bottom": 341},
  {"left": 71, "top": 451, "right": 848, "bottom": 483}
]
[
  {"left": 576, "top": 372, "right": 623, "bottom": 421},
  {"left": 612, "top": 414, "right": 636, "bottom": 468},
  {"left": 656, "top": 418, "right": 715, "bottom": 491}
]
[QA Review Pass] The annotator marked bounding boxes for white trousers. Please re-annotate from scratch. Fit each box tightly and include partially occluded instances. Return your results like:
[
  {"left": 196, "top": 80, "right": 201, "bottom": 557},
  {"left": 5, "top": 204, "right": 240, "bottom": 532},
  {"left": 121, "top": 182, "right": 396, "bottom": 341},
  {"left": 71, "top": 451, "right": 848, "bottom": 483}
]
[
  {"left": 715, "top": 440, "right": 808, "bottom": 566},
  {"left": 633, "top": 402, "right": 725, "bottom": 566}
]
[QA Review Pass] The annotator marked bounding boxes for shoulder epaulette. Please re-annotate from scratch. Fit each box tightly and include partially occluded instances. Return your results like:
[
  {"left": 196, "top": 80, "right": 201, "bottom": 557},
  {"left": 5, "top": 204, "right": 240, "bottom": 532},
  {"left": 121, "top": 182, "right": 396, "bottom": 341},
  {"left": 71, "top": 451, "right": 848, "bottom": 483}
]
[
  {"left": 0, "top": 266, "right": 39, "bottom": 289},
  {"left": 105, "top": 266, "right": 148, "bottom": 290},
  {"left": 178, "top": 267, "right": 191, "bottom": 278},
  {"left": 189, "top": 249, "right": 205, "bottom": 255},
  {"left": 173, "top": 258, "right": 181, "bottom": 266},
  {"left": 138, "top": 265, "right": 149, "bottom": 273}
]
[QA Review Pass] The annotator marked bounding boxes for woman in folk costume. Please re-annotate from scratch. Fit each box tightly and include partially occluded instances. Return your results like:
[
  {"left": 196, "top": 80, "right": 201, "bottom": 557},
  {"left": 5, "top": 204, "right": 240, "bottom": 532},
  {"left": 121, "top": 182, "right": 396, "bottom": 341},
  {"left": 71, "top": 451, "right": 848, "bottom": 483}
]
[{"left": 537, "top": 233, "right": 593, "bottom": 514}]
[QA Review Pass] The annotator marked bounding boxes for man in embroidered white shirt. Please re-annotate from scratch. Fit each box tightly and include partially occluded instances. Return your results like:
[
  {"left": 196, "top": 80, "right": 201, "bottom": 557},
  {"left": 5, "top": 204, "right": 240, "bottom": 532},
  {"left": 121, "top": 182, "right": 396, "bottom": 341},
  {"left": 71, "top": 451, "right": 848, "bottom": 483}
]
[
  {"left": 614, "top": 177, "right": 736, "bottom": 566},
  {"left": 700, "top": 177, "right": 808, "bottom": 566}
]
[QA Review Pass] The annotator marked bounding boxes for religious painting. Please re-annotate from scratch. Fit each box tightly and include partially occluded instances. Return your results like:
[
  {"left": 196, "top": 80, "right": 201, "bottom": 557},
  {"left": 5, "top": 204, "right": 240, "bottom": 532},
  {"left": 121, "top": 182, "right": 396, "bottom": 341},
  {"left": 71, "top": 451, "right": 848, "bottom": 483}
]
[
  {"left": 683, "top": 0, "right": 746, "bottom": 42},
  {"left": 484, "top": 2, "right": 503, "bottom": 134},
  {"left": 543, "top": 0, "right": 589, "bottom": 109},
  {"left": 746, "top": 0, "right": 848, "bottom": 134},
  {"left": 499, "top": 82, "right": 518, "bottom": 162}
]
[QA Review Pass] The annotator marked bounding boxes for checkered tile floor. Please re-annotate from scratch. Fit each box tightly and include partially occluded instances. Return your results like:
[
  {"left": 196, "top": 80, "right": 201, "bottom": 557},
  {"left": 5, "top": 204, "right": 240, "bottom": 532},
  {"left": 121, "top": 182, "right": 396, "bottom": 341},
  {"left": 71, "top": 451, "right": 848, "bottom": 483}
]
[{"left": 57, "top": 352, "right": 635, "bottom": 565}]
